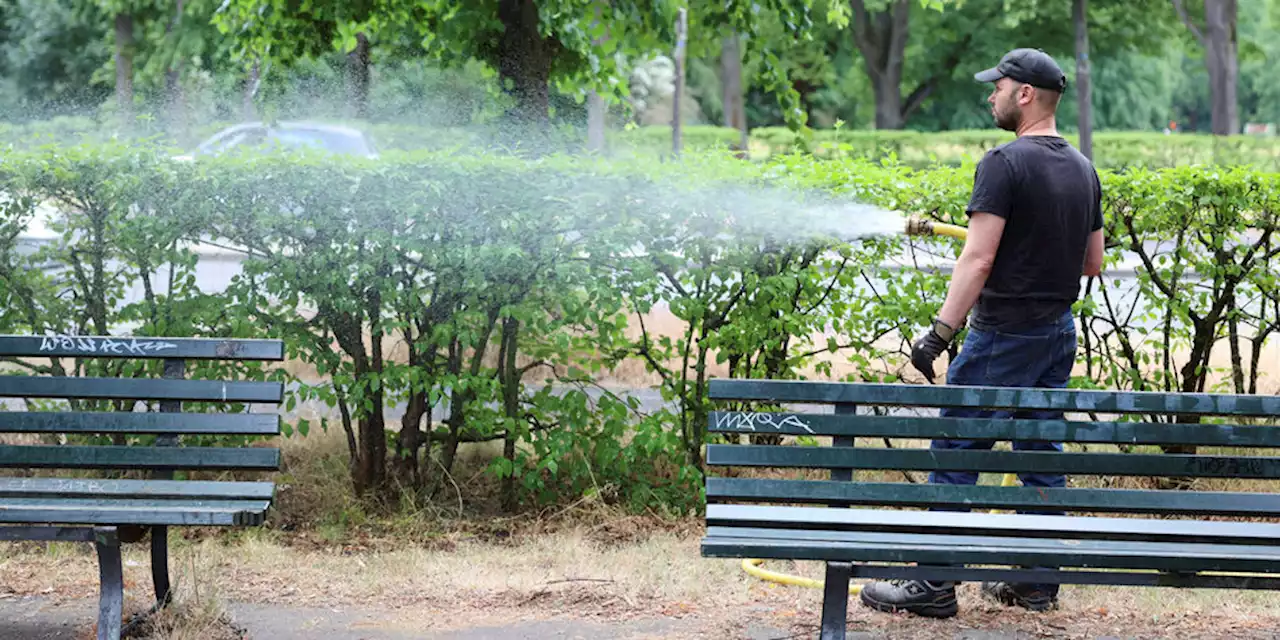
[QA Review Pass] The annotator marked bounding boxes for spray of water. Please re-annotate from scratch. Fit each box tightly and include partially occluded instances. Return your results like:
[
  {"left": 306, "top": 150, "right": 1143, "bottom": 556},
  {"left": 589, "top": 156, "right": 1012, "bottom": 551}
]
[
  {"left": 680, "top": 182, "right": 907, "bottom": 246},
  {"left": 0, "top": 55, "right": 914, "bottom": 254}
]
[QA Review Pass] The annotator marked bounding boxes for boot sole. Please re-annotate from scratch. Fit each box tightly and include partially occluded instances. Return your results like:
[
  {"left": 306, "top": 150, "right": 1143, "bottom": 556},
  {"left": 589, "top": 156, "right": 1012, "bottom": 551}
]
[{"left": 859, "top": 591, "right": 958, "bottom": 619}]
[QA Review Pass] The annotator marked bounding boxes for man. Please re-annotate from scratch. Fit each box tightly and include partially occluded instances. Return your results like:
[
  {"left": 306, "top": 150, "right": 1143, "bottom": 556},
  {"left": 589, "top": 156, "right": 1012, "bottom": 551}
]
[{"left": 858, "top": 48, "right": 1106, "bottom": 619}]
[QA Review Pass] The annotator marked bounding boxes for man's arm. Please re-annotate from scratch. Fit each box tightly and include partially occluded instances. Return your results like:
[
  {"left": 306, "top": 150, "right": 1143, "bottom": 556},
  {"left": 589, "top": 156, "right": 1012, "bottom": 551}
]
[
  {"left": 937, "top": 211, "right": 1005, "bottom": 330},
  {"left": 1083, "top": 167, "right": 1105, "bottom": 277},
  {"left": 1083, "top": 228, "right": 1104, "bottom": 277}
]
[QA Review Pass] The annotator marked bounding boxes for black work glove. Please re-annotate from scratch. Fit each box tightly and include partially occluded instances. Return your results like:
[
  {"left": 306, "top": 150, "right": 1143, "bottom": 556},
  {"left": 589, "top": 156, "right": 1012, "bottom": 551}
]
[{"left": 911, "top": 319, "right": 959, "bottom": 383}]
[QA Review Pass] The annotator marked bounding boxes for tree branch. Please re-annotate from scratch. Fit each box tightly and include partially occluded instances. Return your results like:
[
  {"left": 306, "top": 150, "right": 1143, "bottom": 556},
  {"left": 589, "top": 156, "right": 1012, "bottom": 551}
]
[
  {"left": 1171, "top": 0, "right": 1206, "bottom": 44},
  {"left": 801, "top": 255, "right": 850, "bottom": 316},
  {"left": 848, "top": 0, "right": 880, "bottom": 69},
  {"left": 900, "top": 9, "right": 988, "bottom": 120},
  {"left": 634, "top": 311, "right": 673, "bottom": 384}
]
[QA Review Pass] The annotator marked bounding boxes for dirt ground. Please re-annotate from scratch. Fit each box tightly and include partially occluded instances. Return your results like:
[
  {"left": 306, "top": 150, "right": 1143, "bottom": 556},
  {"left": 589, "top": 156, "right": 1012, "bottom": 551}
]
[{"left": 4, "top": 524, "right": 1280, "bottom": 640}]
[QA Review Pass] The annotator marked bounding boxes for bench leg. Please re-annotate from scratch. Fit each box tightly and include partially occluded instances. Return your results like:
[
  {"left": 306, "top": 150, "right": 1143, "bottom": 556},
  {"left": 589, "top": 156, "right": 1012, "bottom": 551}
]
[
  {"left": 94, "top": 527, "right": 123, "bottom": 640},
  {"left": 151, "top": 525, "right": 173, "bottom": 607},
  {"left": 819, "top": 561, "right": 852, "bottom": 640}
]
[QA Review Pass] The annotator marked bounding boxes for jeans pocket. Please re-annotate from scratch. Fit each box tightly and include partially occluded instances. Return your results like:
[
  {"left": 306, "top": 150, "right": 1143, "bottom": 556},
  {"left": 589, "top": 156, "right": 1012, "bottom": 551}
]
[{"left": 983, "top": 331, "right": 1053, "bottom": 387}]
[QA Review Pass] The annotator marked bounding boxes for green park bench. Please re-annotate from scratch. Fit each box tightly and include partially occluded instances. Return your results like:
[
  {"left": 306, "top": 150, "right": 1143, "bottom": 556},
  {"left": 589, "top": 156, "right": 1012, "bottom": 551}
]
[
  {"left": 0, "top": 335, "right": 284, "bottom": 640},
  {"left": 702, "top": 378, "right": 1280, "bottom": 640}
]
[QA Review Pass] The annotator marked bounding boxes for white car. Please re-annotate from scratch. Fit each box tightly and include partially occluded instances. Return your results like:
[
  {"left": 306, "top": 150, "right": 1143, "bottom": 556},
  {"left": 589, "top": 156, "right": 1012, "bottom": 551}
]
[{"left": 175, "top": 121, "right": 379, "bottom": 161}]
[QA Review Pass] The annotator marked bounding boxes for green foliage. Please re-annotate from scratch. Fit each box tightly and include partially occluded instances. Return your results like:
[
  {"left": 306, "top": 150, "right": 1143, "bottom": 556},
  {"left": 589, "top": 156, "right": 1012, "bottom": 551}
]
[
  {"left": 749, "top": 126, "right": 1280, "bottom": 170},
  {"left": 4, "top": 137, "right": 1280, "bottom": 514}
]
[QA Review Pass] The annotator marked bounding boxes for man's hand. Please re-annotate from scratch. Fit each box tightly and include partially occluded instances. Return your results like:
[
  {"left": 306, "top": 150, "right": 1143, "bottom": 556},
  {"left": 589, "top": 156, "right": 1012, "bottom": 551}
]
[{"left": 911, "top": 319, "right": 958, "bottom": 383}]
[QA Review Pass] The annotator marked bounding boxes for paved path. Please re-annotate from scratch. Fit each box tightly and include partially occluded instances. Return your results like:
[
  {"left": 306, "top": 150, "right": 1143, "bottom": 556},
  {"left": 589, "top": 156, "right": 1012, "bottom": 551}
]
[{"left": 0, "top": 595, "right": 1053, "bottom": 639}]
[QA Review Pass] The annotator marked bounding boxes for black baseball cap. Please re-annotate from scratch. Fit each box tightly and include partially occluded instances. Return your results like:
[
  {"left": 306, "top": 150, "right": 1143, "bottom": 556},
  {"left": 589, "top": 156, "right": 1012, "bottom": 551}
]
[{"left": 974, "top": 48, "right": 1067, "bottom": 92}]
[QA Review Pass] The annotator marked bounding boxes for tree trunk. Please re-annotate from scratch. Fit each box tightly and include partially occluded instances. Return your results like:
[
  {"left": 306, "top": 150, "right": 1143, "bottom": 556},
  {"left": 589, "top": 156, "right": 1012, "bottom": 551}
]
[
  {"left": 721, "top": 32, "right": 748, "bottom": 152},
  {"left": 1204, "top": 0, "right": 1238, "bottom": 135},
  {"left": 243, "top": 60, "right": 261, "bottom": 122},
  {"left": 850, "top": 0, "right": 910, "bottom": 130},
  {"left": 586, "top": 93, "right": 606, "bottom": 150},
  {"left": 585, "top": 1, "right": 609, "bottom": 151},
  {"left": 355, "top": 396, "right": 387, "bottom": 495},
  {"left": 165, "top": 0, "right": 188, "bottom": 141},
  {"left": 1174, "top": 0, "right": 1238, "bottom": 136},
  {"left": 499, "top": 317, "right": 521, "bottom": 512},
  {"left": 1074, "top": 0, "right": 1093, "bottom": 160},
  {"left": 114, "top": 13, "right": 134, "bottom": 126},
  {"left": 347, "top": 32, "right": 371, "bottom": 120},
  {"left": 496, "top": 0, "right": 552, "bottom": 128},
  {"left": 671, "top": 8, "right": 687, "bottom": 156}
]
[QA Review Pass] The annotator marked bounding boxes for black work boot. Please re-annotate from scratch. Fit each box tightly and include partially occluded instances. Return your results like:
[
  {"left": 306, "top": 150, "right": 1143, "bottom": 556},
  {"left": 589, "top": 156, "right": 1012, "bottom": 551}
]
[
  {"left": 981, "top": 581, "right": 1059, "bottom": 612},
  {"left": 859, "top": 579, "right": 958, "bottom": 618}
]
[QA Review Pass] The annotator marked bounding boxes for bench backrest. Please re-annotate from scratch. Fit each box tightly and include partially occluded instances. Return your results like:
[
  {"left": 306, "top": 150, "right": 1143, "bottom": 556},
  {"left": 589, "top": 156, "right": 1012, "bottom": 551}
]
[
  {"left": 0, "top": 335, "right": 284, "bottom": 478},
  {"left": 706, "top": 379, "right": 1280, "bottom": 518}
]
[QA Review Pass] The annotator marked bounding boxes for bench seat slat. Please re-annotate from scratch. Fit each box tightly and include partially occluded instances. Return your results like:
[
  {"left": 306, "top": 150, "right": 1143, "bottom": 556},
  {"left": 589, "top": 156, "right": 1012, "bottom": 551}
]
[
  {"left": 0, "top": 412, "right": 279, "bottom": 435},
  {"left": 0, "top": 445, "right": 280, "bottom": 471},
  {"left": 0, "top": 499, "right": 272, "bottom": 526},
  {"left": 708, "top": 412, "right": 1280, "bottom": 448},
  {"left": 708, "top": 380, "right": 1280, "bottom": 417},
  {"left": 707, "top": 504, "right": 1280, "bottom": 546},
  {"left": 0, "top": 335, "right": 284, "bottom": 361},
  {"left": 0, "top": 478, "right": 275, "bottom": 501},
  {"left": 706, "top": 478, "right": 1280, "bottom": 517},
  {"left": 706, "top": 444, "right": 1280, "bottom": 479},
  {"left": 702, "top": 527, "right": 1280, "bottom": 575},
  {"left": 0, "top": 377, "right": 283, "bottom": 404},
  {"left": 844, "top": 565, "right": 1280, "bottom": 590}
]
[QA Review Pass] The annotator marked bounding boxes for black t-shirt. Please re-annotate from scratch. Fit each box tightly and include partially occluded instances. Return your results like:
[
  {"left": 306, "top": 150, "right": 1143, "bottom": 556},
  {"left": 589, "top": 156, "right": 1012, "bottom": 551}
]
[{"left": 964, "top": 135, "right": 1103, "bottom": 331}]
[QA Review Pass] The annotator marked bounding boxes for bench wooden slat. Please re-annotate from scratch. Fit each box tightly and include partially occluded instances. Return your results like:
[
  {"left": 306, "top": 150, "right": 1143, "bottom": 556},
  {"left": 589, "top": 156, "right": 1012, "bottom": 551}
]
[
  {"left": 0, "top": 445, "right": 280, "bottom": 471},
  {"left": 708, "top": 380, "right": 1280, "bottom": 417},
  {"left": 0, "top": 377, "right": 284, "bottom": 403},
  {"left": 706, "top": 478, "right": 1280, "bottom": 517},
  {"left": 706, "top": 504, "right": 1280, "bottom": 546},
  {"left": 0, "top": 478, "right": 275, "bottom": 501},
  {"left": 0, "top": 335, "right": 284, "bottom": 361},
  {"left": 0, "top": 500, "right": 271, "bottom": 526},
  {"left": 701, "top": 527, "right": 1280, "bottom": 574},
  {"left": 708, "top": 411, "right": 1280, "bottom": 447},
  {"left": 1, "top": 497, "right": 270, "bottom": 511},
  {"left": 706, "top": 444, "right": 1280, "bottom": 479},
  {"left": 0, "top": 412, "right": 279, "bottom": 435}
]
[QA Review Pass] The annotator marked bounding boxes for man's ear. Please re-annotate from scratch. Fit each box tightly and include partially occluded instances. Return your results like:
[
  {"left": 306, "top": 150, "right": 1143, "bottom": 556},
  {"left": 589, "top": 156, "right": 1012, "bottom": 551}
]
[{"left": 1019, "top": 85, "right": 1035, "bottom": 106}]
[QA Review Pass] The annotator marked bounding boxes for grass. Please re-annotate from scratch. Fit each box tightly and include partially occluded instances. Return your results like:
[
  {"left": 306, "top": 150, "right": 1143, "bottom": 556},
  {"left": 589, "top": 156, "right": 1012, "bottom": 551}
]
[{"left": 7, "top": 505, "right": 1280, "bottom": 639}]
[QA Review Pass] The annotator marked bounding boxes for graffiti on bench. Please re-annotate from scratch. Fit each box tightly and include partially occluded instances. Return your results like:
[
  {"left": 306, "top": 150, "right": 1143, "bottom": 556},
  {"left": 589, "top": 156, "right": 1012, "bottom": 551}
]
[
  {"left": 39, "top": 336, "right": 179, "bottom": 356},
  {"left": 714, "top": 412, "right": 815, "bottom": 434}
]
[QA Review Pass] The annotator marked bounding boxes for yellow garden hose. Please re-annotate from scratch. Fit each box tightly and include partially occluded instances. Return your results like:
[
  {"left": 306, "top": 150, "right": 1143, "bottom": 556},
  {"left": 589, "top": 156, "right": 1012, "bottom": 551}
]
[
  {"left": 904, "top": 215, "right": 969, "bottom": 241},
  {"left": 741, "top": 472, "right": 1020, "bottom": 592}
]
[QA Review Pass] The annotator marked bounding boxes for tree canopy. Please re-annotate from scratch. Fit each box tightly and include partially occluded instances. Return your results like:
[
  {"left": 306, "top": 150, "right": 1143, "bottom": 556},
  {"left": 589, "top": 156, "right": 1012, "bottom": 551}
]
[{"left": 0, "top": 0, "right": 1268, "bottom": 135}]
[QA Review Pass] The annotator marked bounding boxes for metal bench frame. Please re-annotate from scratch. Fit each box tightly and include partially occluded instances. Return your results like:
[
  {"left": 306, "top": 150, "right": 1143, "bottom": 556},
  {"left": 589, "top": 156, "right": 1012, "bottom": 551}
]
[
  {"left": 702, "top": 379, "right": 1280, "bottom": 640},
  {"left": 0, "top": 335, "right": 284, "bottom": 640}
]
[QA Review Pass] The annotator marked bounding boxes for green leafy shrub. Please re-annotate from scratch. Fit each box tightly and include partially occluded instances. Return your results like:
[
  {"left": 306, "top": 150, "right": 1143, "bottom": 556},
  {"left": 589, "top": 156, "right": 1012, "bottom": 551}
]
[
  {"left": 750, "top": 126, "right": 1280, "bottom": 170},
  {"left": 2, "top": 140, "right": 1278, "bottom": 516}
]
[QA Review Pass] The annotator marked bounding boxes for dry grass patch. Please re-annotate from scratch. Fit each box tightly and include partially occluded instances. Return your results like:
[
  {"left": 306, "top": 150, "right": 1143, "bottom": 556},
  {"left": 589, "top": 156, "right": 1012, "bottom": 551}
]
[{"left": 9, "top": 522, "right": 1280, "bottom": 638}]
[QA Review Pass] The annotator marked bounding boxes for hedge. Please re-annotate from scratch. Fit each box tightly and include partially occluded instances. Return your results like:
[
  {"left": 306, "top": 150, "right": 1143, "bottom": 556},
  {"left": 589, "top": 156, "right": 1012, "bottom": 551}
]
[
  {"left": 1, "top": 142, "right": 1278, "bottom": 515},
  {"left": 7, "top": 115, "right": 1277, "bottom": 172},
  {"left": 747, "top": 127, "right": 1280, "bottom": 170}
]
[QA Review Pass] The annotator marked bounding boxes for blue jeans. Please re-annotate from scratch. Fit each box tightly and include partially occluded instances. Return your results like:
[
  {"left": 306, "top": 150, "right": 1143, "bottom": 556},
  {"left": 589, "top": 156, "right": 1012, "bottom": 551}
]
[{"left": 928, "top": 310, "right": 1077, "bottom": 594}]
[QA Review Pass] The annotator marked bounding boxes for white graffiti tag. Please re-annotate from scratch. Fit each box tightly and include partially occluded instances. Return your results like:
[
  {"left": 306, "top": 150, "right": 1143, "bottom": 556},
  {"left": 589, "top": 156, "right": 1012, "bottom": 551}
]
[
  {"left": 714, "top": 412, "right": 815, "bottom": 434},
  {"left": 39, "top": 335, "right": 179, "bottom": 355}
]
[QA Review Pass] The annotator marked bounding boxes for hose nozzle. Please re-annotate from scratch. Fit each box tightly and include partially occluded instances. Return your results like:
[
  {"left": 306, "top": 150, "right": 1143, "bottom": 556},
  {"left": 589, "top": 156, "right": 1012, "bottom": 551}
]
[
  {"left": 904, "top": 215, "right": 933, "bottom": 236},
  {"left": 904, "top": 215, "right": 968, "bottom": 240}
]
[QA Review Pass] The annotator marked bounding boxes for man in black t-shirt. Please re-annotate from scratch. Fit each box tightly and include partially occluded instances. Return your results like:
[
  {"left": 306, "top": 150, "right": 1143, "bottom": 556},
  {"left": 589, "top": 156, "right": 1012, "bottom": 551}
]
[{"left": 859, "top": 48, "right": 1106, "bottom": 619}]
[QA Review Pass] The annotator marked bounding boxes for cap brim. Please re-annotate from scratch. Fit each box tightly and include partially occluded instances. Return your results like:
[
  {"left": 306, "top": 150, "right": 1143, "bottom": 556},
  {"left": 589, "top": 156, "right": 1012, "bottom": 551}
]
[{"left": 974, "top": 67, "right": 1004, "bottom": 83}]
